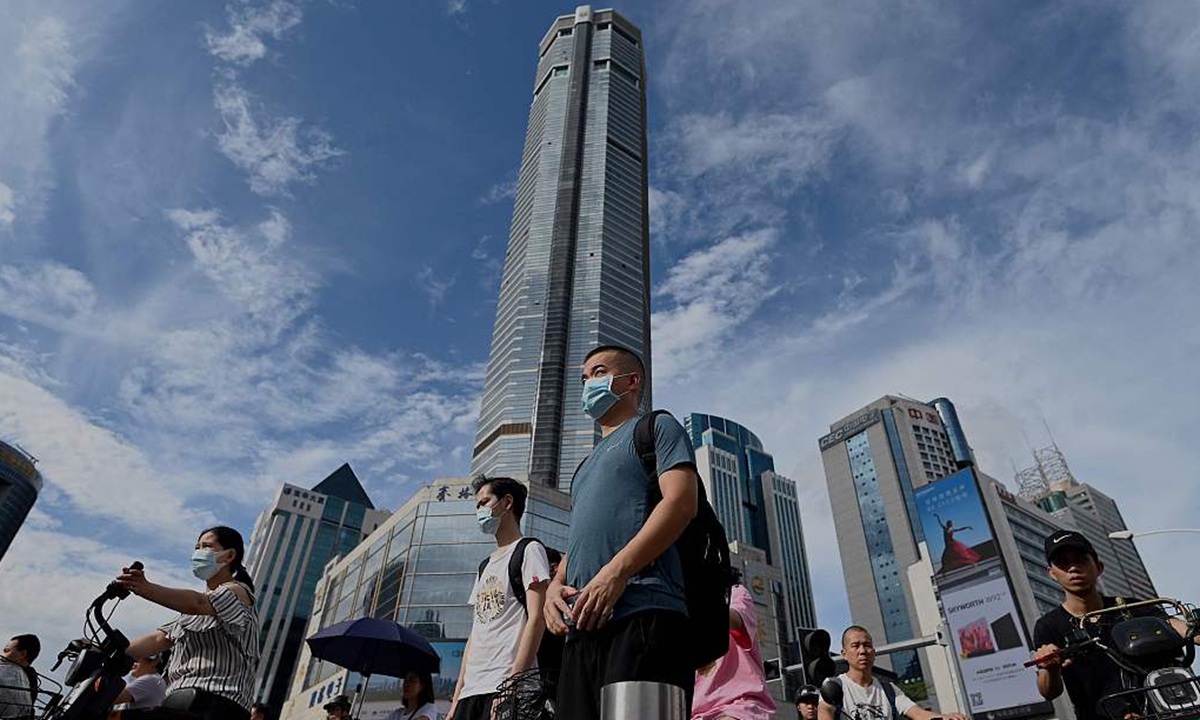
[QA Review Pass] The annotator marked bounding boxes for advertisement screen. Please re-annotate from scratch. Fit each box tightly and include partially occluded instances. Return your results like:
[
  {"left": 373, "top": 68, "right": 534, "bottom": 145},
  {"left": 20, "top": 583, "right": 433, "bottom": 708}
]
[{"left": 914, "top": 470, "right": 1048, "bottom": 718}]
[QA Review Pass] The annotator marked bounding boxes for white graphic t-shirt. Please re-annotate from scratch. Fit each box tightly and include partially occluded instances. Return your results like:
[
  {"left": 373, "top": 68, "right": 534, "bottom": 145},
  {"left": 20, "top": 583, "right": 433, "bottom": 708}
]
[
  {"left": 459, "top": 539, "right": 551, "bottom": 699},
  {"left": 819, "top": 674, "right": 916, "bottom": 720}
]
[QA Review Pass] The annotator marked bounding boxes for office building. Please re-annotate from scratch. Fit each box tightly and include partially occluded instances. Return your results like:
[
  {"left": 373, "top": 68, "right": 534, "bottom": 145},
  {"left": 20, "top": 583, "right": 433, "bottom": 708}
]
[
  {"left": 1017, "top": 443, "right": 1155, "bottom": 598},
  {"left": 246, "top": 464, "right": 391, "bottom": 709},
  {"left": 687, "top": 413, "right": 817, "bottom": 643},
  {"left": 278, "top": 477, "right": 571, "bottom": 720},
  {"left": 472, "top": 5, "right": 653, "bottom": 490},
  {"left": 0, "top": 439, "right": 41, "bottom": 564},
  {"left": 819, "top": 395, "right": 970, "bottom": 699}
]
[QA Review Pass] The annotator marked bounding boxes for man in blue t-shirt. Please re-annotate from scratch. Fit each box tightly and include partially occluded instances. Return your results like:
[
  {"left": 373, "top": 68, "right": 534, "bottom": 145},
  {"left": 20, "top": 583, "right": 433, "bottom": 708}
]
[{"left": 543, "top": 345, "right": 700, "bottom": 720}]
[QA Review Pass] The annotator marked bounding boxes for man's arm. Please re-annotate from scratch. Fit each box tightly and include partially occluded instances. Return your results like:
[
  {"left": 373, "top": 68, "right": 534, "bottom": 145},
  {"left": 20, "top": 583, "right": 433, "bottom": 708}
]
[
  {"left": 1032, "top": 643, "right": 1070, "bottom": 700},
  {"left": 447, "top": 636, "right": 472, "bottom": 718},
  {"left": 573, "top": 465, "right": 699, "bottom": 631},
  {"left": 818, "top": 700, "right": 836, "bottom": 720},
  {"left": 509, "top": 582, "right": 549, "bottom": 674}
]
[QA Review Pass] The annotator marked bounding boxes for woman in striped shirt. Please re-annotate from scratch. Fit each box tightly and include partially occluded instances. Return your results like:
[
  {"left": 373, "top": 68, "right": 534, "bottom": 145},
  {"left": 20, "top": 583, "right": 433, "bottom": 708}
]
[{"left": 116, "top": 526, "right": 260, "bottom": 720}]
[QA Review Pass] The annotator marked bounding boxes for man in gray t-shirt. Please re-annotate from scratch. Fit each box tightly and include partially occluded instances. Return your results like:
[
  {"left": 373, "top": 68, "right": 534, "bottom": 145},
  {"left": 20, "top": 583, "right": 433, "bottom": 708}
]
[{"left": 544, "top": 345, "right": 700, "bottom": 720}]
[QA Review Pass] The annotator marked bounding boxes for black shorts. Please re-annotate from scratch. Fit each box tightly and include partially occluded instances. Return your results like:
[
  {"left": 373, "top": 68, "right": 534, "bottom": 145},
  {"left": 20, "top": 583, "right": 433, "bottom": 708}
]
[
  {"left": 556, "top": 610, "right": 693, "bottom": 720},
  {"left": 449, "top": 692, "right": 495, "bottom": 720}
]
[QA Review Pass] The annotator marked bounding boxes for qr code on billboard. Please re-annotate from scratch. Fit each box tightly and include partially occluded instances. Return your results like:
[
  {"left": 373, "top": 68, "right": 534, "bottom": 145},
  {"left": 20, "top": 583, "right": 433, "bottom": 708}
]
[{"left": 970, "top": 692, "right": 983, "bottom": 707}]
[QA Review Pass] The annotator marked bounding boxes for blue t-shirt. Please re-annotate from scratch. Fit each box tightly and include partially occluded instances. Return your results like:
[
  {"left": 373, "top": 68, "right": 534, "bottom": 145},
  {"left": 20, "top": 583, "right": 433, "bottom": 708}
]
[{"left": 567, "top": 413, "right": 696, "bottom": 623}]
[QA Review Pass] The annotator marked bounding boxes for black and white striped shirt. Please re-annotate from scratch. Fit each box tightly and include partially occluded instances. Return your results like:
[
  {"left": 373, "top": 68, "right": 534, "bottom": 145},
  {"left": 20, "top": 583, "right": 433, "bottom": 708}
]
[{"left": 159, "top": 581, "right": 260, "bottom": 709}]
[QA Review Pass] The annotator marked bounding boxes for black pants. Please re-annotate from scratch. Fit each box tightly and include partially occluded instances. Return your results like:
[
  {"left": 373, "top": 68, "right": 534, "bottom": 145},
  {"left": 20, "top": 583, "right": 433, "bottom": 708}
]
[
  {"left": 449, "top": 692, "right": 496, "bottom": 720},
  {"left": 162, "top": 688, "right": 249, "bottom": 720},
  {"left": 556, "top": 610, "right": 693, "bottom": 720}
]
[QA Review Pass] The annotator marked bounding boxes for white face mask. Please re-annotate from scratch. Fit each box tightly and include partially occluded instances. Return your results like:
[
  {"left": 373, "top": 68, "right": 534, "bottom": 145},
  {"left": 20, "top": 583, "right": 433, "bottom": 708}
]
[{"left": 190, "top": 548, "right": 229, "bottom": 580}]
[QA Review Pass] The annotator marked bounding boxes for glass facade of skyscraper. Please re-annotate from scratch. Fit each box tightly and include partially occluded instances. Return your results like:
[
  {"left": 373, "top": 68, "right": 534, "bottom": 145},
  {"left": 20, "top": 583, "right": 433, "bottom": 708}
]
[
  {"left": 0, "top": 439, "right": 41, "bottom": 564},
  {"left": 472, "top": 7, "right": 652, "bottom": 491},
  {"left": 686, "top": 413, "right": 818, "bottom": 643}
]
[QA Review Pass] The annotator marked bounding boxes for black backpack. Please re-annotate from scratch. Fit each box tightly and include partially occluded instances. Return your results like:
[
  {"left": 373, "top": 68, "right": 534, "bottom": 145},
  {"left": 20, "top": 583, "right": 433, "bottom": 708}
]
[
  {"left": 633, "top": 410, "right": 733, "bottom": 670},
  {"left": 476, "top": 538, "right": 564, "bottom": 678},
  {"left": 477, "top": 537, "right": 545, "bottom": 613}
]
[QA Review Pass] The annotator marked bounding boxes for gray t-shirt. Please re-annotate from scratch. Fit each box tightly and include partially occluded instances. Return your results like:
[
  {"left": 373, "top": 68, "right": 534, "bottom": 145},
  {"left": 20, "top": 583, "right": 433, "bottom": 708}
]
[
  {"left": 567, "top": 413, "right": 695, "bottom": 622},
  {"left": 0, "top": 660, "right": 31, "bottom": 719}
]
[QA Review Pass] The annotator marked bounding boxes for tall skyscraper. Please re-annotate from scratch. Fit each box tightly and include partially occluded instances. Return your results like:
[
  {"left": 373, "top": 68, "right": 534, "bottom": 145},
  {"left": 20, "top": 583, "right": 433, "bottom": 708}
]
[
  {"left": 1017, "top": 444, "right": 1156, "bottom": 598},
  {"left": 0, "top": 438, "right": 41, "bottom": 565},
  {"left": 686, "top": 414, "right": 818, "bottom": 640},
  {"left": 818, "top": 395, "right": 975, "bottom": 700},
  {"left": 246, "top": 464, "right": 390, "bottom": 710},
  {"left": 472, "top": 6, "right": 653, "bottom": 490}
]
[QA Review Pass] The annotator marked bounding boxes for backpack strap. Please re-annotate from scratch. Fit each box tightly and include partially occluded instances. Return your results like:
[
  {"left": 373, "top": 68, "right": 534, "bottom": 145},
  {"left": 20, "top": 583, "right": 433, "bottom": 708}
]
[
  {"left": 881, "top": 680, "right": 900, "bottom": 720},
  {"left": 478, "top": 538, "right": 541, "bottom": 616},
  {"left": 507, "top": 537, "right": 540, "bottom": 615},
  {"left": 635, "top": 410, "right": 673, "bottom": 491}
]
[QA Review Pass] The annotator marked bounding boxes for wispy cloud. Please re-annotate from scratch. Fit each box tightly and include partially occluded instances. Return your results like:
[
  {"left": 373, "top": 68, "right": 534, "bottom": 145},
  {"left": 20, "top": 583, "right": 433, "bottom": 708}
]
[
  {"left": 446, "top": 0, "right": 468, "bottom": 17},
  {"left": 0, "top": 181, "right": 16, "bottom": 227},
  {"left": 416, "top": 264, "right": 456, "bottom": 310},
  {"left": 167, "top": 208, "right": 317, "bottom": 337},
  {"left": 478, "top": 177, "right": 517, "bottom": 206},
  {"left": 205, "top": 0, "right": 303, "bottom": 66},
  {"left": 0, "top": 261, "right": 97, "bottom": 326},
  {"left": 213, "top": 80, "right": 343, "bottom": 197}
]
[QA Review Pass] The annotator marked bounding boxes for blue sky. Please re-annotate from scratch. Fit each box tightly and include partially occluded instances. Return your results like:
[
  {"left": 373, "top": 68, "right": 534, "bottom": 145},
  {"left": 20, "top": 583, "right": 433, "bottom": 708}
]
[{"left": 3, "top": 0, "right": 1200, "bottom": 666}]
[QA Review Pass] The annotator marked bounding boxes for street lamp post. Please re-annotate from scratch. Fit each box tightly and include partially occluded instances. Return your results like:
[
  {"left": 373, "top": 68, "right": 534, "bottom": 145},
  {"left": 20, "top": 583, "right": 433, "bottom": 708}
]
[{"left": 1109, "top": 529, "right": 1200, "bottom": 540}]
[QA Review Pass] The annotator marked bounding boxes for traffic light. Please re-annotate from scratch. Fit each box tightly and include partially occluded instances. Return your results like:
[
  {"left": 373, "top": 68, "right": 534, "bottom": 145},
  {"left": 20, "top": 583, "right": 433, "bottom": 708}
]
[{"left": 798, "top": 628, "right": 837, "bottom": 686}]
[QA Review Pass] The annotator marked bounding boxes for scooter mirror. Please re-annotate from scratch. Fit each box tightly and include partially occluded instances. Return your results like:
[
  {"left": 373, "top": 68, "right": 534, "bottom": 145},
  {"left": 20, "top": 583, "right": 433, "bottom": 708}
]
[{"left": 820, "top": 677, "right": 844, "bottom": 706}]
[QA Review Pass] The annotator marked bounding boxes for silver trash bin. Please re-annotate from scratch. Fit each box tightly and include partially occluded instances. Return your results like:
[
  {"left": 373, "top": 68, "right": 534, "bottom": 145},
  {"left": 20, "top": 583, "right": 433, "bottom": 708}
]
[{"left": 600, "top": 680, "right": 686, "bottom": 720}]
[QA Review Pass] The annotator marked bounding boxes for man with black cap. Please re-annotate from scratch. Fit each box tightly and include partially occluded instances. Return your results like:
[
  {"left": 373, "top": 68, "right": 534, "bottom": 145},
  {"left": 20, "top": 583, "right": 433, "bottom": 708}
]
[
  {"left": 794, "top": 685, "right": 819, "bottom": 720},
  {"left": 1031, "top": 529, "right": 1195, "bottom": 720},
  {"left": 323, "top": 694, "right": 355, "bottom": 720}
]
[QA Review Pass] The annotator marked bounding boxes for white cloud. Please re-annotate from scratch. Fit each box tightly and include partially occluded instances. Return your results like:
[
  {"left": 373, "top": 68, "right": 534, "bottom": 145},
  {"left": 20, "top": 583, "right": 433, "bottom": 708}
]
[
  {"left": 446, "top": 0, "right": 468, "bottom": 17},
  {"left": 167, "top": 208, "right": 317, "bottom": 337},
  {"left": 650, "top": 0, "right": 1200, "bottom": 632},
  {"left": 205, "top": 0, "right": 303, "bottom": 66},
  {"left": 0, "top": 261, "right": 97, "bottom": 327},
  {"left": 0, "top": 370, "right": 211, "bottom": 538},
  {"left": 213, "top": 81, "right": 343, "bottom": 197},
  {"left": 416, "top": 265, "right": 455, "bottom": 310},
  {"left": 651, "top": 229, "right": 779, "bottom": 379},
  {"left": 478, "top": 177, "right": 517, "bottom": 205},
  {"left": 0, "top": 182, "right": 15, "bottom": 226}
]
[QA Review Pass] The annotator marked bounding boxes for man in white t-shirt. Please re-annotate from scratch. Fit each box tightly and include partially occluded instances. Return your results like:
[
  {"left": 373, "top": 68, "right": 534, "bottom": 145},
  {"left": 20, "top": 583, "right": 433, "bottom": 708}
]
[
  {"left": 111, "top": 652, "right": 168, "bottom": 710},
  {"left": 819, "top": 626, "right": 968, "bottom": 720},
  {"left": 449, "top": 476, "right": 550, "bottom": 720}
]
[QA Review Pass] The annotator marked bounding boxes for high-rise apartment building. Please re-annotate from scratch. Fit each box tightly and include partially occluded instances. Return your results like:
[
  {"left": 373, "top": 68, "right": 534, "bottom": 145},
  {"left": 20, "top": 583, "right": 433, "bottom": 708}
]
[
  {"left": 1018, "top": 444, "right": 1155, "bottom": 598},
  {"left": 246, "top": 464, "right": 390, "bottom": 709},
  {"left": 686, "top": 414, "right": 817, "bottom": 640},
  {"left": 818, "top": 395, "right": 976, "bottom": 700},
  {"left": 0, "top": 439, "right": 41, "bottom": 565},
  {"left": 472, "top": 5, "right": 653, "bottom": 490}
]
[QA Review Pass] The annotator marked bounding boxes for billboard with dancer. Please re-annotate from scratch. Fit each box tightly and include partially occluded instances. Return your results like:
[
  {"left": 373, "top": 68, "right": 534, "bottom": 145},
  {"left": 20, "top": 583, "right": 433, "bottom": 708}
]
[{"left": 914, "top": 469, "right": 1047, "bottom": 719}]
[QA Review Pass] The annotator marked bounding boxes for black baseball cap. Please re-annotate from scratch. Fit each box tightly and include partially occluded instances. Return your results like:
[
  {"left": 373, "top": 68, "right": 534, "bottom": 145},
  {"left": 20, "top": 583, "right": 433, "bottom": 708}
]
[
  {"left": 323, "top": 695, "right": 351, "bottom": 711},
  {"left": 1044, "top": 530, "right": 1096, "bottom": 563},
  {"left": 795, "top": 684, "right": 820, "bottom": 703}
]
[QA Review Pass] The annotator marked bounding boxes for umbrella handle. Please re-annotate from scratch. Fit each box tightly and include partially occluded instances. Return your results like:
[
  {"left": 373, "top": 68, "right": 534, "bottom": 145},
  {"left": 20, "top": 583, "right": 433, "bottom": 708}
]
[{"left": 354, "top": 673, "right": 370, "bottom": 719}]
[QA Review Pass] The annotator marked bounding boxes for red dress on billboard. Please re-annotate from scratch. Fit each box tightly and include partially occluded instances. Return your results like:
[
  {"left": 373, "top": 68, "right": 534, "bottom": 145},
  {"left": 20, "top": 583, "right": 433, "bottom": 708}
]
[{"left": 937, "top": 515, "right": 982, "bottom": 572}]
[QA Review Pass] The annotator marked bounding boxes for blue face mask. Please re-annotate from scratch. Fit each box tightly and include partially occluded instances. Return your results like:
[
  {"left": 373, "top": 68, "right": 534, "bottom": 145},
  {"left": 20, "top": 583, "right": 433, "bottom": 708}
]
[
  {"left": 191, "top": 548, "right": 228, "bottom": 581},
  {"left": 581, "top": 373, "right": 632, "bottom": 420},
  {"left": 476, "top": 503, "right": 506, "bottom": 535}
]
